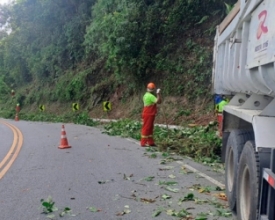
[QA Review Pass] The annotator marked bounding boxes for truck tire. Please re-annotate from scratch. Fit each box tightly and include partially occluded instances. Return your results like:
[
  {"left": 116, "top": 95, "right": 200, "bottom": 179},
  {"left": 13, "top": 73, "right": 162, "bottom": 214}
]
[
  {"left": 225, "top": 129, "right": 254, "bottom": 212},
  {"left": 236, "top": 141, "right": 259, "bottom": 220}
]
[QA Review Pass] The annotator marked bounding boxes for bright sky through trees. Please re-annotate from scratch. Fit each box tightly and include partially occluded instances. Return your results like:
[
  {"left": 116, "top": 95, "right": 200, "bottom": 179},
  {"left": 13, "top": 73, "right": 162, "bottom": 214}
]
[{"left": 0, "top": 0, "right": 10, "bottom": 4}]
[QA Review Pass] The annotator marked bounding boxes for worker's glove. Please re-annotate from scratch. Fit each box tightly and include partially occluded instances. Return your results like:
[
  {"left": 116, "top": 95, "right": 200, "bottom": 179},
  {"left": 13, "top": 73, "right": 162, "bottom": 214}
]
[{"left": 156, "top": 88, "right": 161, "bottom": 94}]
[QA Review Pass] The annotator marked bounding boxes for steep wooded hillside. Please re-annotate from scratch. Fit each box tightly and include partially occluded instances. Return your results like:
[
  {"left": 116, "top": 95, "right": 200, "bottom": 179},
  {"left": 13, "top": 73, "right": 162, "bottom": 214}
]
[{"left": 0, "top": 0, "right": 236, "bottom": 125}]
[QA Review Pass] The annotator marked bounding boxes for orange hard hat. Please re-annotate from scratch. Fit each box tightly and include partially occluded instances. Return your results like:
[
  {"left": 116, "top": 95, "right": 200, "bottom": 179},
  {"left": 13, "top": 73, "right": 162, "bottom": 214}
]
[{"left": 147, "top": 82, "right": 155, "bottom": 90}]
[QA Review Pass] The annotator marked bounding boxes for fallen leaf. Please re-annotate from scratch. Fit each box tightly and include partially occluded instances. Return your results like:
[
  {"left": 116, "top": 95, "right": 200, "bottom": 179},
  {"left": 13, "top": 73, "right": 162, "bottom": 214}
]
[
  {"left": 190, "top": 184, "right": 201, "bottom": 190},
  {"left": 181, "top": 166, "right": 193, "bottom": 174},
  {"left": 166, "top": 209, "right": 176, "bottom": 216},
  {"left": 178, "top": 193, "right": 195, "bottom": 204},
  {"left": 195, "top": 212, "right": 208, "bottom": 220},
  {"left": 216, "top": 208, "right": 232, "bottom": 217},
  {"left": 143, "top": 176, "right": 155, "bottom": 181},
  {"left": 158, "top": 166, "right": 174, "bottom": 170},
  {"left": 124, "top": 209, "right": 131, "bottom": 214},
  {"left": 116, "top": 211, "right": 125, "bottom": 216},
  {"left": 46, "top": 214, "right": 55, "bottom": 219},
  {"left": 140, "top": 198, "right": 156, "bottom": 203},
  {"left": 195, "top": 198, "right": 208, "bottom": 204},
  {"left": 152, "top": 210, "right": 161, "bottom": 217},
  {"left": 98, "top": 180, "right": 108, "bottom": 184},
  {"left": 216, "top": 186, "right": 224, "bottom": 191},
  {"left": 158, "top": 181, "right": 178, "bottom": 186},
  {"left": 161, "top": 194, "right": 171, "bottom": 200},
  {"left": 89, "top": 207, "right": 101, "bottom": 212},
  {"left": 116, "top": 209, "right": 131, "bottom": 216},
  {"left": 213, "top": 193, "right": 227, "bottom": 201},
  {"left": 131, "top": 193, "right": 137, "bottom": 198},
  {"left": 168, "top": 174, "right": 176, "bottom": 179},
  {"left": 165, "top": 186, "right": 179, "bottom": 193},
  {"left": 123, "top": 174, "right": 131, "bottom": 180},
  {"left": 198, "top": 186, "right": 211, "bottom": 193}
]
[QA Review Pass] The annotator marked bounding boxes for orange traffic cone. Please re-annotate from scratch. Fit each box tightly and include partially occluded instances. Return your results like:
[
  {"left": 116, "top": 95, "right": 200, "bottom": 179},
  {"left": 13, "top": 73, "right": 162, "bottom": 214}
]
[
  {"left": 15, "top": 113, "right": 19, "bottom": 121},
  {"left": 58, "top": 125, "right": 71, "bottom": 149}
]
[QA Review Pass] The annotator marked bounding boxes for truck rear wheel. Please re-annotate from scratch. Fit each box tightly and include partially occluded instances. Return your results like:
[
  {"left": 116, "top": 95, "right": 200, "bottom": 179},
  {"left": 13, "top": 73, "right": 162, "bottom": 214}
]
[
  {"left": 225, "top": 130, "right": 254, "bottom": 211},
  {"left": 236, "top": 141, "right": 259, "bottom": 220}
]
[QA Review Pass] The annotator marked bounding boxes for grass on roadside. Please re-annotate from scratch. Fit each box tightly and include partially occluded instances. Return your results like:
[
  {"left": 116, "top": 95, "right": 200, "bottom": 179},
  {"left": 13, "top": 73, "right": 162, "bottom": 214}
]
[
  {"left": 0, "top": 108, "right": 222, "bottom": 163},
  {"left": 0, "top": 109, "right": 98, "bottom": 127},
  {"left": 102, "top": 119, "right": 222, "bottom": 163}
]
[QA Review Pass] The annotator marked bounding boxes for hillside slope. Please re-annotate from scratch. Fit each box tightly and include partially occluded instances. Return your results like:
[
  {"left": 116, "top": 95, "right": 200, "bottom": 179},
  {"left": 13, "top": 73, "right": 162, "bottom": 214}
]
[{"left": 0, "top": 0, "right": 237, "bottom": 124}]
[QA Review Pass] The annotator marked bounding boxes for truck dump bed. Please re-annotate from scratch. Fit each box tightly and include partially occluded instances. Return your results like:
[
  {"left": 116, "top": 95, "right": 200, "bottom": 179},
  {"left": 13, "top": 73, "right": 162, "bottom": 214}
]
[{"left": 212, "top": 0, "right": 275, "bottom": 96}]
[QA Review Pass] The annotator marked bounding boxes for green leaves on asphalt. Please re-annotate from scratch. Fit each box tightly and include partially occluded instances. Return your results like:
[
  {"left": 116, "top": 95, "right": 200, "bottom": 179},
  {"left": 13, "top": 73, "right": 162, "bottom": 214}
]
[
  {"left": 41, "top": 196, "right": 58, "bottom": 214},
  {"left": 140, "top": 197, "right": 157, "bottom": 203},
  {"left": 166, "top": 208, "right": 191, "bottom": 217},
  {"left": 89, "top": 207, "right": 98, "bottom": 212},
  {"left": 180, "top": 193, "right": 195, "bottom": 201},
  {"left": 116, "top": 205, "right": 131, "bottom": 216},
  {"left": 88, "top": 206, "right": 101, "bottom": 212},
  {"left": 152, "top": 210, "right": 162, "bottom": 217},
  {"left": 158, "top": 180, "right": 178, "bottom": 186},
  {"left": 143, "top": 176, "right": 155, "bottom": 181},
  {"left": 195, "top": 213, "right": 208, "bottom": 220},
  {"left": 158, "top": 166, "right": 174, "bottom": 170},
  {"left": 189, "top": 184, "right": 215, "bottom": 194},
  {"left": 216, "top": 208, "right": 232, "bottom": 217},
  {"left": 40, "top": 196, "right": 74, "bottom": 218},
  {"left": 161, "top": 194, "right": 172, "bottom": 200},
  {"left": 165, "top": 186, "right": 179, "bottom": 193},
  {"left": 103, "top": 119, "right": 141, "bottom": 140},
  {"left": 59, "top": 207, "right": 72, "bottom": 217}
]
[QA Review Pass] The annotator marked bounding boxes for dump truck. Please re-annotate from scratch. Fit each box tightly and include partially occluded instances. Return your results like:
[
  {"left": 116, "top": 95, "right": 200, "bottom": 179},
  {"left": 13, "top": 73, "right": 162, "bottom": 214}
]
[{"left": 212, "top": 0, "right": 275, "bottom": 219}]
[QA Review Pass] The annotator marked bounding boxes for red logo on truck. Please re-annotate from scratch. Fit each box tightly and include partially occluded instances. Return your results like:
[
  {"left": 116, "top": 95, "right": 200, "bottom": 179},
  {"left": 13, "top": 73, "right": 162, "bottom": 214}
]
[{"left": 257, "top": 10, "right": 268, "bottom": 39}]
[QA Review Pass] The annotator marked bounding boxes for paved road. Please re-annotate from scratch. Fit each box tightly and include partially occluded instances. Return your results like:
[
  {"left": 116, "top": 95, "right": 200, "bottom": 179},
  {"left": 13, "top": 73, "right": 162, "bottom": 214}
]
[{"left": 0, "top": 119, "right": 233, "bottom": 220}]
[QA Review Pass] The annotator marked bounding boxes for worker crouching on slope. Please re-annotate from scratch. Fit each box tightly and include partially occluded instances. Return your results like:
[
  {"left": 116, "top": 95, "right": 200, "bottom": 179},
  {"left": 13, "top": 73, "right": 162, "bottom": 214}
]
[{"left": 140, "top": 82, "right": 162, "bottom": 147}]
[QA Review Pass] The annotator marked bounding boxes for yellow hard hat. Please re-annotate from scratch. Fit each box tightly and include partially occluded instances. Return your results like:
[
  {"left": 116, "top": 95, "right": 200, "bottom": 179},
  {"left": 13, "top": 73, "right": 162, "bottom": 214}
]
[{"left": 147, "top": 82, "right": 155, "bottom": 90}]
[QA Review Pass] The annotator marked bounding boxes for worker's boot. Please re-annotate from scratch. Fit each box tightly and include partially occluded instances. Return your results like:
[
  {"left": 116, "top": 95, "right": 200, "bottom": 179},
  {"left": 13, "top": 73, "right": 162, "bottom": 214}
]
[
  {"left": 140, "top": 138, "right": 148, "bottom": 147},
  {"left": 147, "top": 137, "right": 156, "bottom": 147}
]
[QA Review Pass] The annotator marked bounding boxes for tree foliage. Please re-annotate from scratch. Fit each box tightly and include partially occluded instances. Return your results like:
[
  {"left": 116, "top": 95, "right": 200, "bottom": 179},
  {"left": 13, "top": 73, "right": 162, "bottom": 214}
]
[
  {"left": 0, "top": 0, "right": 236, "bottom": 103},
  {"left": 0, "top": 0, "right": 95, "bottom": 85}
]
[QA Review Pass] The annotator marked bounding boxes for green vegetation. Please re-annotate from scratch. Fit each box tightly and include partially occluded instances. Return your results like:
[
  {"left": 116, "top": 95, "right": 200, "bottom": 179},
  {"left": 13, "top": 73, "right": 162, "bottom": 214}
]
[
  {"left": 0, "top": 0, "right": 235, "bottom": 161},
  {"left": 0, "top": 108, "right": 98, "bottom": 127},
  {"left": 0, "top": 0, "right": 237, "bottom": 105},
  {"left": 40, "top": 196, "right": 74, "bottom": 219},
  {"left": 103, "top": 119, "right": 221, "bottom": 161}
]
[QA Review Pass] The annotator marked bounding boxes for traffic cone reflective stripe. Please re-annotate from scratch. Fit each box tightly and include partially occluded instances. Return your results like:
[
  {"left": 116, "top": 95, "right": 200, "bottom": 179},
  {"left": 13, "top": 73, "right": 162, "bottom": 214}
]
[
  {"left": 58, "top": 125, "right": 71, "bottom": 149},
  {"left": 15, "top": 113, "right": 19, "bottom": 121}
]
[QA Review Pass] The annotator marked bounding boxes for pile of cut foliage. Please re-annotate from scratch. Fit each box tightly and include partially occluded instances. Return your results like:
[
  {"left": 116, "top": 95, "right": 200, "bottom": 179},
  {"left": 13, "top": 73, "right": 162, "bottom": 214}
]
[{"left": 103, "top": 119, "right": 221, "bottom": 161}]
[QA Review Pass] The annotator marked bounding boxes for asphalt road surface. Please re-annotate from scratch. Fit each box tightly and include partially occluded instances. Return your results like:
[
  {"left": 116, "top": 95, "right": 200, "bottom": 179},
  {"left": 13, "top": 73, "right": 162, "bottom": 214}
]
[{"left": 0, "top": 119, "right": 234, "bottom": 220}]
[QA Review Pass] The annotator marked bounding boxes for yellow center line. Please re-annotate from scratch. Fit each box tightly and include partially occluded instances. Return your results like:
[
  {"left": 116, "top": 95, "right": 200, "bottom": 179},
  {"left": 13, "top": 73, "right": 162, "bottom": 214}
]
[{"left": 0, "top": 121, "right": 24, "bottom": 180}]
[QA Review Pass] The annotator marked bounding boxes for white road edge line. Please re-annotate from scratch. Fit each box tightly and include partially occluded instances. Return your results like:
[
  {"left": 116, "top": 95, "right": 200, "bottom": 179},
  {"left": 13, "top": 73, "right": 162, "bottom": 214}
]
[
  {"left": 128, "top": 138, "right": 225, "bottom": 189},
  {"left": 176, "top": 161, "right": 225, "bottom": 189}
]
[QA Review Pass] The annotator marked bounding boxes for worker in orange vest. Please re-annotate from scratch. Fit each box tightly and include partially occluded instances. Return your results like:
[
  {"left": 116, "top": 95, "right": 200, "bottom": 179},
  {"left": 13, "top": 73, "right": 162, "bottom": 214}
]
[
  {"left": 16, "top": 103, "right": 20, "bottom": 112},
  {"left": 140, "top": 82, "right": 162, "bottom": 147}
]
